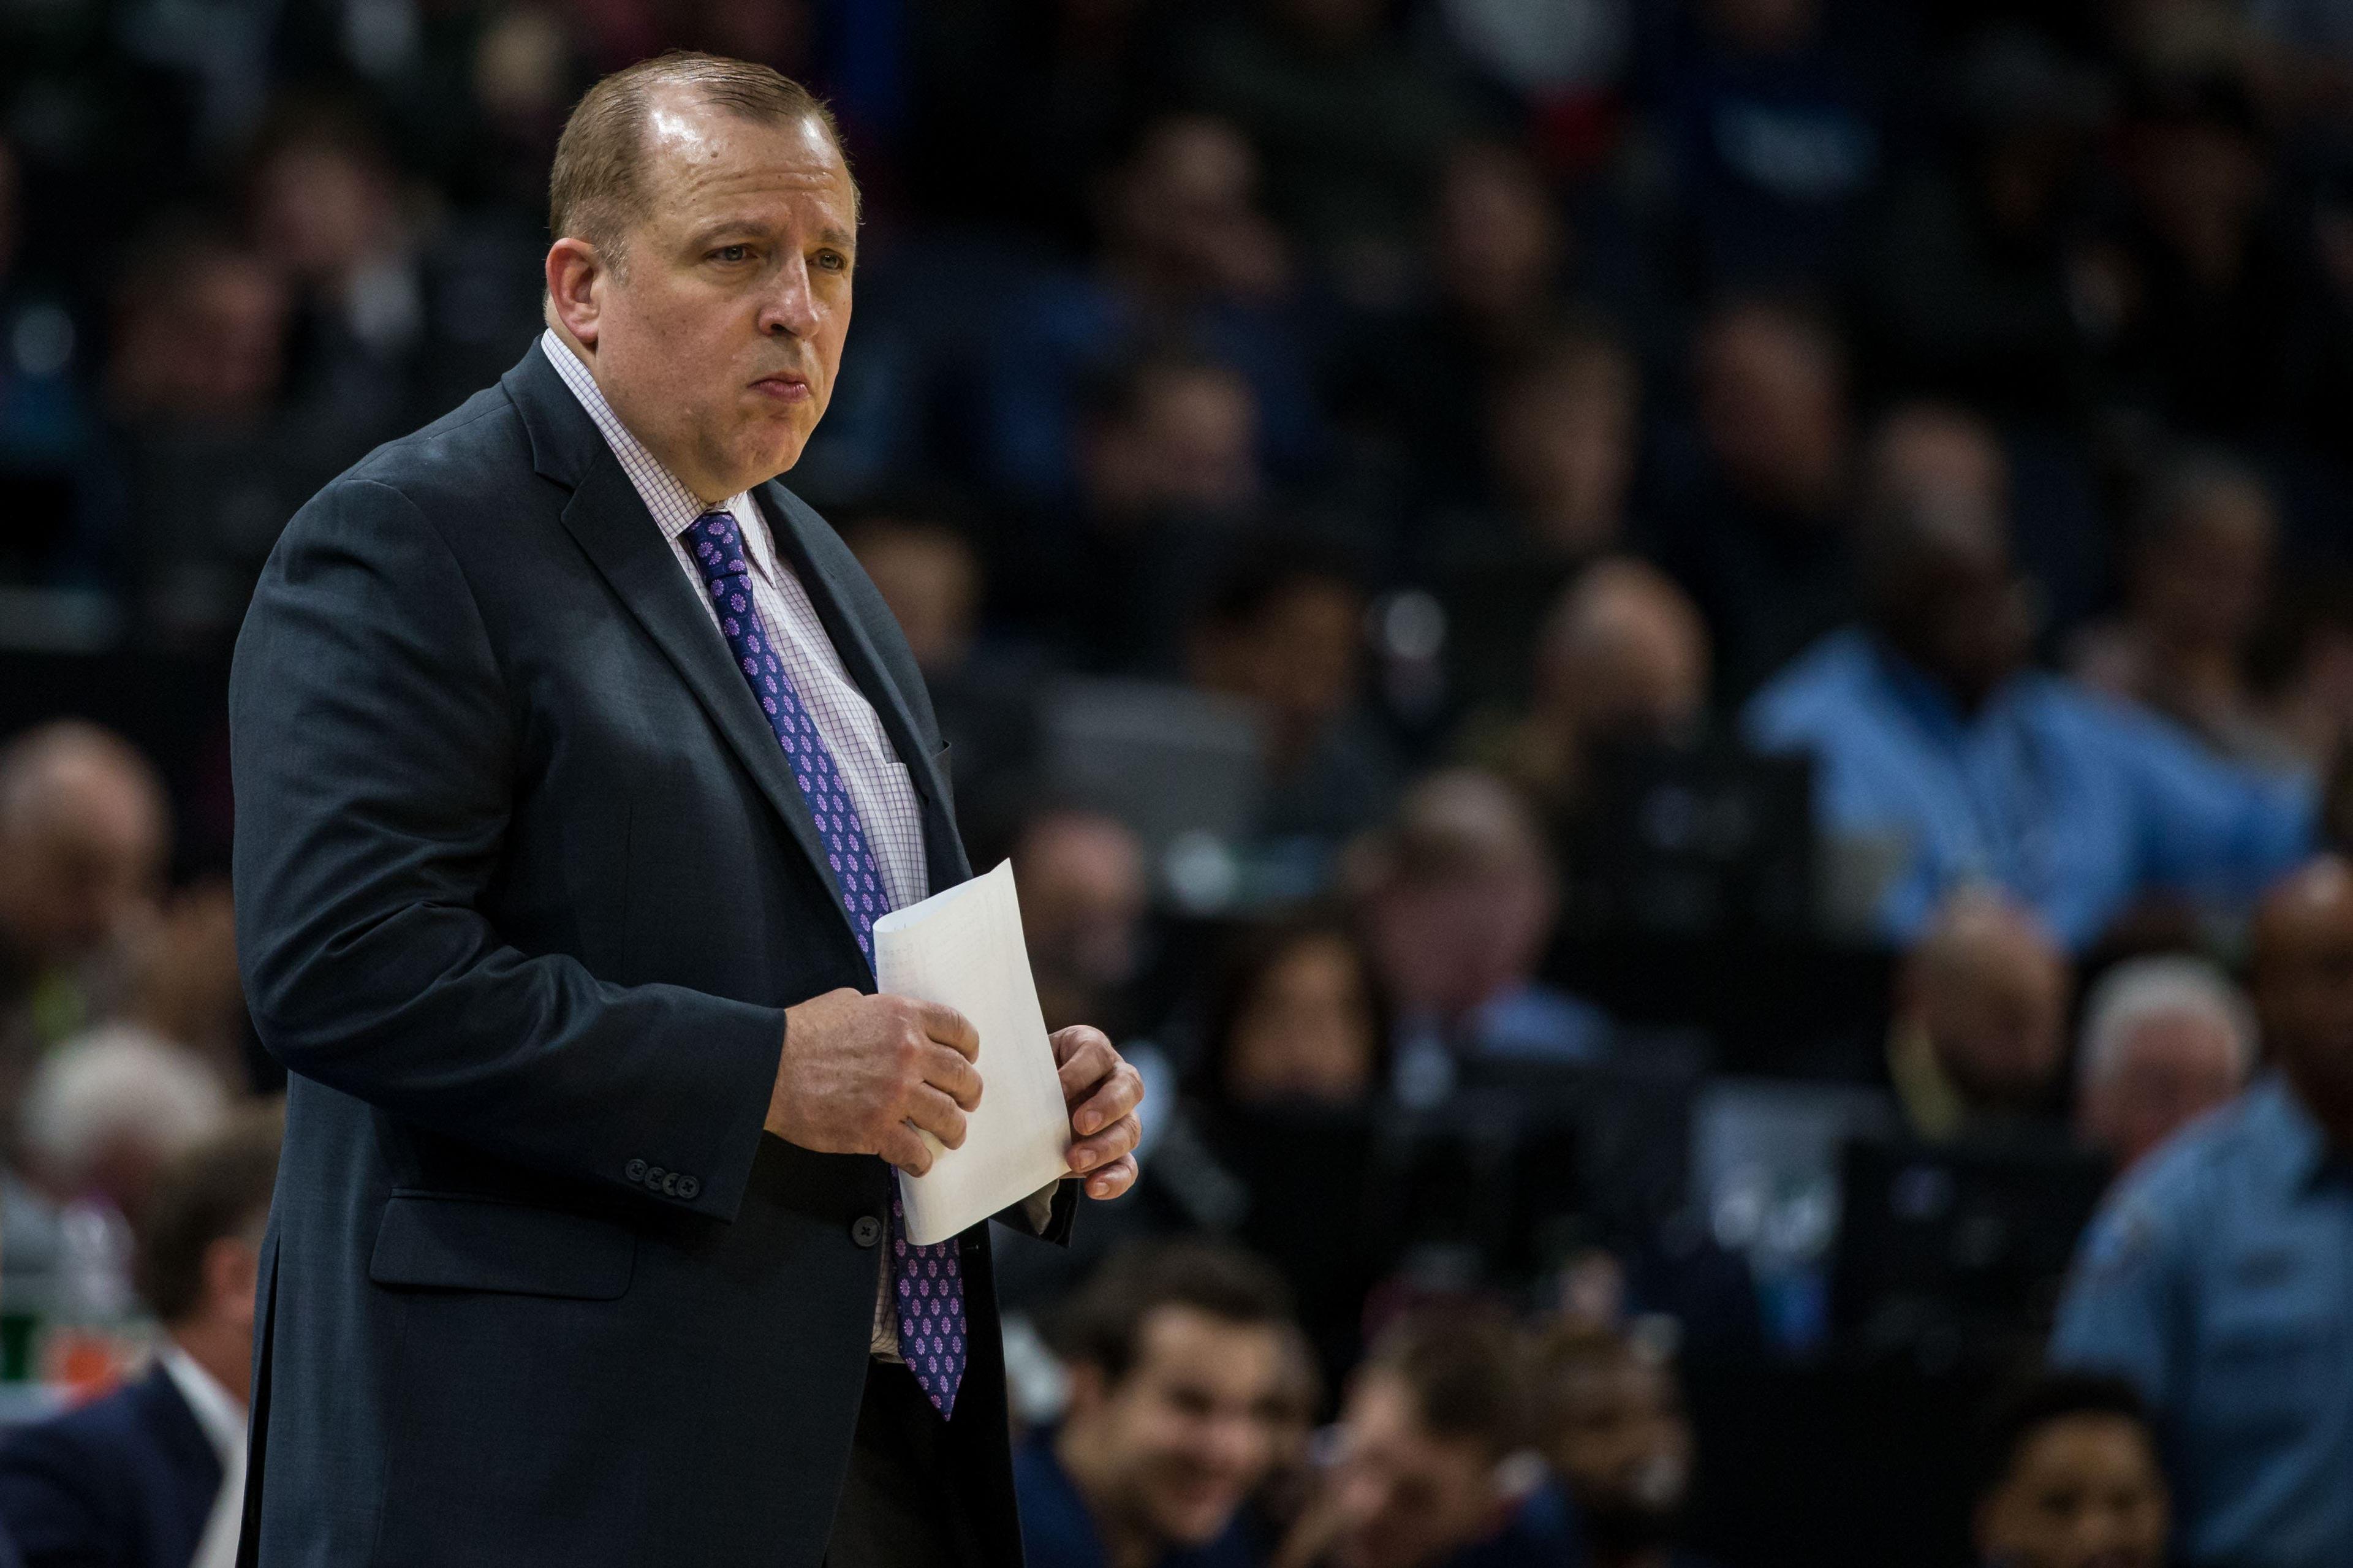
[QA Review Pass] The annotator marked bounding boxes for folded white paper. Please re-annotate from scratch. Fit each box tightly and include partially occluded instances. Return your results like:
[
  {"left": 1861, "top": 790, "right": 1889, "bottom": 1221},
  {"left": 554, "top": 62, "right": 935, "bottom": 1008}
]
[{"left": 875, "top": 859, "right": 1072, "bottom": 1245}]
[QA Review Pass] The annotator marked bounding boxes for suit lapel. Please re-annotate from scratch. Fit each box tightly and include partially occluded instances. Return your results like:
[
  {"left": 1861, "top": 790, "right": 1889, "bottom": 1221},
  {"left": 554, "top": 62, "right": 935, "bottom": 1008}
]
[{"left": 757, "top": 485, "right": 972, "bottom": 893}]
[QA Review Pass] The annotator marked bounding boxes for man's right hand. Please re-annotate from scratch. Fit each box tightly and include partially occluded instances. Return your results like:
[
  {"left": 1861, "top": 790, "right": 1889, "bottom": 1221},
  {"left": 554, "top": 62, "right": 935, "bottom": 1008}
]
[{"left": 767, "top": 990, "right": 983, "bottom": 1175}]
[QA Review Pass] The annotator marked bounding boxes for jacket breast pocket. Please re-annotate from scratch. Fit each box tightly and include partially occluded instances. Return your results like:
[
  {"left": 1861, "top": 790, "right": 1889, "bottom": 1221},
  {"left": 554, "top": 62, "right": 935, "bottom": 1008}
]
[{"left": 369, "top": 1192, "right": 636, "bottom": 1300}]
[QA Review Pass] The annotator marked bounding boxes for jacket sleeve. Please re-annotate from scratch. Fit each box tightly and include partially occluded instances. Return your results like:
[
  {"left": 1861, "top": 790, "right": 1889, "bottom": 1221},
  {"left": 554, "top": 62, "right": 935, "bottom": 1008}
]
[{"left": 230, "top": 477, "right": 781, "bottom": 1221}]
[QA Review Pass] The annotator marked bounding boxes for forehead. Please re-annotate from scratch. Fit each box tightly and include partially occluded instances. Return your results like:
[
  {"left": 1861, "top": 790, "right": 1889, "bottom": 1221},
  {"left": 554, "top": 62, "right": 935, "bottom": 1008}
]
[
  {"left": 1132, "top": 1305, "right": 1281, "bottom": 1383},
  {"left": 636, "top": 91, "right": 854, "bottom": 230}
]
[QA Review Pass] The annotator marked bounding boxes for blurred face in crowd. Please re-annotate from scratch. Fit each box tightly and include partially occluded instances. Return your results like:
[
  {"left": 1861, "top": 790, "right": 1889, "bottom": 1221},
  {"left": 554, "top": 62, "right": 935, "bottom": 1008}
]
[
  {"left": 847, "top": 519, "right": 980, "bottom": 674},
  {"left": 2132, "top": 475, "right": 2275, "bottom": 656},
  {"left": 1905, "top": 898, "right": 2071, "bottom": 1115},
  {"left": 1696, "top": 305, "right": 1847, "bottom": 519},
  {"left": 547, "top": 91, "right": 854, "bottom": 501},
  {"left": 1491, "top": 348, "right": 1636, "bottom": 555},
  {"left": 1544, "top": 1345, "right": 1693, "bottom": 1552},
  {"left": 1437, "top": 145, "right": 1563, "bottom": 325},
  {"left": 1224, "top": 931, "right": 1381, "bottom": 1104},
  {"left": 1086, "top": 362, "right": 1262, "bottom": 519},
  {"left": 1061, "top": 1305, "right": 1286, "bottom": 1551},
  {"left": 1361, "top": 773, "right": 1556, "bottom": 1018},
  {"left": 249, "top": 134, "right": 396, "bottom": 289},
  {"left": 0, "top": 729, "right": 169, "bottom": 972},
  {"left": 2128, "top": 113, "right": 2267, "bottom": 281},
  {"left": 1015, "top": 811, "right": 1148, "bottom": 1029},
  {"left": 1110, "top": 116, "right": 1286, "bottom": 298},
  {"left": 2252, "top": 859, "right": 2353, "bottom": 1142},
  {"left": 1533, "top": 561, "right": 1710, "bottom": 749},
  {"left": 110, "top": 244, "right": 289, "bottom": 424},
  {"left": 1862, "top": 406, "right": 2009, "bottom": 529},
  {"left": 1192, "top": 575, "right": 1365, "bottom": 765},
  {"left": 1975, "top": 1414, "right": 2169, "bottom": 1568},
  {"left": 2077, "top": 1006, "right": 2248, "bottom": 1172},
  {"left": 1873, "top": 506, "right": 2036, "bottom": 710},
  {"left": 1328, "top": 1370, "right": 1511, "bottom": 1568}
]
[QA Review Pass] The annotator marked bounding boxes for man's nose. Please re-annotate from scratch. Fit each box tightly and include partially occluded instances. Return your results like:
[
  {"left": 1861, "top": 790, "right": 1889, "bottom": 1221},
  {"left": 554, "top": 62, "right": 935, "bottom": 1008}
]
[{"left": 758, "top": 254, "right": 821, "bottom": 339}]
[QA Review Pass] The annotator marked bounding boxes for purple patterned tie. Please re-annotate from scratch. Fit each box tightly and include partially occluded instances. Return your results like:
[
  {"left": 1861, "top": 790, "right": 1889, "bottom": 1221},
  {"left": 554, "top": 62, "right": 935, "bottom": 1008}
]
[{"left": 685, "top": 509, "right": 968, "bottom": 1418}]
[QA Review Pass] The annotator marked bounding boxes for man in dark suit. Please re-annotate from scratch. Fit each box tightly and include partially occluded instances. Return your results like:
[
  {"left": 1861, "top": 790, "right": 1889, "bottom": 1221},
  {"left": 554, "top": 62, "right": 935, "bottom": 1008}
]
[
  {"left": 227, "top": 52, "right": 1144, "bottom": 1568},
  {"left": 0, "top": 1108, "right": 282, "bottom": 1568}
]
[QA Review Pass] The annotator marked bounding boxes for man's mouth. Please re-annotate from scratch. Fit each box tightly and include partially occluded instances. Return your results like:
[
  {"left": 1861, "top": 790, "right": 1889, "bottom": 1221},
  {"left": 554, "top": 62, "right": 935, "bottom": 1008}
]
[{"left": 751, "top": 371, "right": 811, "bottom": 403}]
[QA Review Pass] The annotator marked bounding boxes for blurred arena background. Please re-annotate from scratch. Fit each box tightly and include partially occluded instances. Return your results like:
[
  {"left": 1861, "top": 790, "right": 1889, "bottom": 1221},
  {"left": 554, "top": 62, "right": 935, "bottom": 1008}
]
[{"left": 4, "top": 1, "right": 2353, "bottom": 1565}]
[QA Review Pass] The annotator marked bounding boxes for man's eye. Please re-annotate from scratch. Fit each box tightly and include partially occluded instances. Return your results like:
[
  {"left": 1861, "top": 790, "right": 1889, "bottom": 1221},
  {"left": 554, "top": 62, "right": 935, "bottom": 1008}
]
[
  {"left": 712, "top": 244, "right": 752, "bottom": 263},
  {"left": 815, "top": 250, "right": 848, "bottom": 273}
]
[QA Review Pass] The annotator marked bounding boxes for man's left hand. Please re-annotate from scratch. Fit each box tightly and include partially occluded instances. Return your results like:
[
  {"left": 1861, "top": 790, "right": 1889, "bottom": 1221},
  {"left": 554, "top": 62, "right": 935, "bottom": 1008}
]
[{"left": 1052, "top": 1025, "right": 1143, "bottom": 1200}]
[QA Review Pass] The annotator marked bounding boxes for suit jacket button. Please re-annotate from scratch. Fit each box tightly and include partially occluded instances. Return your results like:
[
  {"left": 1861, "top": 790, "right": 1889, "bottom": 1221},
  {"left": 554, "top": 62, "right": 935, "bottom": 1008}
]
[
  {"left": 852, "top": 1216, "right": 883, "bottom": 1248},
  {"left": 677, "top": 1175, "right": 701, "bottom": 1200},
  {"left": 661, "top": 1172, "right": 681, "bottom": 1197},
  {"left": 624, "top": 1159, "right": 648, "bottom": 1183}
]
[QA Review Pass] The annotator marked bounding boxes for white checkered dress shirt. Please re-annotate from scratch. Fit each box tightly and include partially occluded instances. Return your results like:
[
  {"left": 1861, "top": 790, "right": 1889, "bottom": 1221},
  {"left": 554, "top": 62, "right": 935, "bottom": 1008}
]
[{"left": 541, "top": 331, "right": 928, "bottom": 915}]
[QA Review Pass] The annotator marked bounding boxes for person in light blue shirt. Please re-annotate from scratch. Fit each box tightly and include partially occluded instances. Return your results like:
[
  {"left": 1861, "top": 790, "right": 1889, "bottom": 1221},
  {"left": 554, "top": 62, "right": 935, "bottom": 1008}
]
[
  {"left": 1743, "top": 492, "right": 2314, "bottom": 949},
  {"left": 2049, "top": 857, "right": 2353, "bottom": 1567}
]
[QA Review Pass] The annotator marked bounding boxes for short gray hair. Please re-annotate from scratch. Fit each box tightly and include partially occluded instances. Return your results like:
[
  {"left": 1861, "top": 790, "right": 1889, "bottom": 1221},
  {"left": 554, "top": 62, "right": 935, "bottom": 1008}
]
[{"left": 2077, "top": 955, "right": 2257, "bottom": 1089}]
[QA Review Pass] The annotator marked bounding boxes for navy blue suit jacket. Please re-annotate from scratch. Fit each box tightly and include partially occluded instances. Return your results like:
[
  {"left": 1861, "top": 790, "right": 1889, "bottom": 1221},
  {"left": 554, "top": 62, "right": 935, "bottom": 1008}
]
[
  {"left": 0, "top": 1365, "right": 219, "bottom": 1568},
  {"left": 229, "top": 344, "right": 1072, "bottom": 1566}
]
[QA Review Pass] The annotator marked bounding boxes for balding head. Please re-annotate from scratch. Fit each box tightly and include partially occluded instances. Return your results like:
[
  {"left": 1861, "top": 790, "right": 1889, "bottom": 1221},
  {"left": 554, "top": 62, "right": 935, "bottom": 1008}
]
[
  {"left": 1901, "top": 890, "right": 2072, "bottom": 1114},
  {"left": 0, "top": 722, "right": 169, "bottom": 969},
  {"left": 1533, "top": 558, "right": 1710, "bottom": 743},
  {"left": 1861, "top": 403, "right": 2009, "bottom": 526},
  {"left": 1354, "top": 770, "right": 1557, "bottom": 1017},
  {"left": 2251, "top": 857, "right": 2353, "bottom": 1141}
]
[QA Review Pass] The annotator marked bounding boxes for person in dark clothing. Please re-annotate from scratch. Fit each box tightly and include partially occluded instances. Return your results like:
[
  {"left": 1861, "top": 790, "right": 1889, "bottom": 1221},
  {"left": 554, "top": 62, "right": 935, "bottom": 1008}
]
[
  {"left": 0, "top": 1107, "right": 281, "bottom": 1568},
  {"left": 1018, "top": 1240, "right": 1299, "bottom": 1568}
]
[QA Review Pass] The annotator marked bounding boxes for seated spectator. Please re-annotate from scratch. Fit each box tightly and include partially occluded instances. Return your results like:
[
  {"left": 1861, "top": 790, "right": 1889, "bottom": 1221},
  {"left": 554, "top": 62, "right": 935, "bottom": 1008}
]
[
  {"left": 1428, "top": 331, "right": 1646, "bottom": 706},
  {"left": 1282, "top": 1306, "right": 1581, "bottom": 1568},
  {"left": 1534, "top": 1321, "right": 1719, "bottom": 1568},
  {"left": 1884, "top": 892, "right": 2073, "bottom": 1143},
  {"left": 1859, "top": 30, "right": 2105, "bottom": 422},
  {"left": 2093, "top": 69, "right": 2312, "bottom": 444},
  {"left": 1021, "top": 1240, "right": 1298, "bottom": 1568},
  {"left": 1205, "top": 916, "right": 1392, "bottom": 1109},
  {"left": 1189, "top": 547, "right": 1404, "bottom": 846},
  {"left": 1178, "top": 0, "right": 1469, "bottom": 282},
  {"left": 2074, "top": 955, "right": 2256, "bottom": 1174},
  {"left": 982, "top": 112, "right": 1319, "bottom": 504},
  {"left": 2051, "top": 855, "right": 2353, "bottom": 1565},
  {"left": 0, "top": 722, "right": 170, "bottom": 1137},
  {"left": 1472, "top": 559, "right": 1710, "bottom": 823},
  {"left": 2071, "top": 455, "right": 2283, "bottom": 762},
  {"left": 0, "top": 1104, "right": 281, "bottom": 1568},
  {"left": 845, "top": 512, "right": 982, "bottom": 678},
  {"left": 1014, "top": 352, "right": 1265, "bottom": 671},
  {"left": 1333, "top": 143, "right": 1583, "bottom": 499},
  {"left": 1349, "top": 770, "right": 1610, "bottom": 1100},
  {"left": 21, "top": 1025, "right": 232, "bottom": 1223},
  {"left": 1744, "top": 488, "right": 2314, "bottom": 950},
  {"left": 1012, "top": 808, "right": 1151, "bottom": 1037},
  {"left": 1971, "top": 1373, "right": 2169, "bottom": 1568},
  {"left": 1653, "top": 297, "right": 1855, "bottom": 701}
]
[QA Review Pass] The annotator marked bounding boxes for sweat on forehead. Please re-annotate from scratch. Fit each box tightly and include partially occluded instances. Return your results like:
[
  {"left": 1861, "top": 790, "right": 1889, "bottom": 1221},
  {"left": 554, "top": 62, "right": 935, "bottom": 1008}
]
[{"left": 547, "top": 51, "right": 857, "bottom": 264}]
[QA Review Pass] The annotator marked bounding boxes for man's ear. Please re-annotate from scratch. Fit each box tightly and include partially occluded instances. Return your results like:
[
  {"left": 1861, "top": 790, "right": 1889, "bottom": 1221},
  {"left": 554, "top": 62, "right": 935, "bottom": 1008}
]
[
  {"left": 205, "top": 1234, "right": 263, "bottom": 1333},
  {"left": 545, "top": 237, "right": 608, "bottom": 349}
]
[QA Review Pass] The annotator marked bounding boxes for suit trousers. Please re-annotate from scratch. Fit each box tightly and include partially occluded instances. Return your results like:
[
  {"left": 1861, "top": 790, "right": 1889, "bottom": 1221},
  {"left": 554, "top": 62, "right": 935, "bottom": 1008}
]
[{"left": 824, "top": 1361, "right": 993, "bottom": 1568}]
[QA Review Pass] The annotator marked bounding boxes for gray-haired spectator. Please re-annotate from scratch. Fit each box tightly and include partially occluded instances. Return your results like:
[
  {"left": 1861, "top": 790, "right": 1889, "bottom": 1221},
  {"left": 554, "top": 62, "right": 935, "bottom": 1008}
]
[
  {"left": 2075, "top": 955, "right": 2257, "bottom": 1173},
  {"left": 21, "top": 1022, "right": 232, "bottom": 1219}
]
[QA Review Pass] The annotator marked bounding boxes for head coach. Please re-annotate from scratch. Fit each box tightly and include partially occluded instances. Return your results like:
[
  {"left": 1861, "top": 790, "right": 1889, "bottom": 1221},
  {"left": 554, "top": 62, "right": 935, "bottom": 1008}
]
[{"left": 227, "top": 52, "right": 1144, "bottom": 1568}]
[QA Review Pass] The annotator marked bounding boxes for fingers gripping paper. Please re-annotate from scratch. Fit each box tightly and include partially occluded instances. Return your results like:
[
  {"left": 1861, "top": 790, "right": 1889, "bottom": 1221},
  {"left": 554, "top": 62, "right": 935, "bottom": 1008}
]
[{"left": 875, "top": 860, "right": 1073, "bottom": 1245}]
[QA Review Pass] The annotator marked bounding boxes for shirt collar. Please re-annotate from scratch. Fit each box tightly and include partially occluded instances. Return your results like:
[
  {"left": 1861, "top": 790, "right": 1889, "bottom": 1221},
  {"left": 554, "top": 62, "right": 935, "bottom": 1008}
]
[
  {"left": 156, "top": 1343, "right": 246, "bottom": 1462},
  {"left": 538, "top": 328, "right": 751, "bottom": 542},
  {"left": 2243, "top": 1072, "right": 2336, "bottom": 1194}
]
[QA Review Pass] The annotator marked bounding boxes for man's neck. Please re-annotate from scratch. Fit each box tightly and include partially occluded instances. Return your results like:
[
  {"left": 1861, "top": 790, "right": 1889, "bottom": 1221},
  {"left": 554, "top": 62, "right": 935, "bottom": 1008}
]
[{"left": 1053, "top": 1422, "right": 1161, "bottom": 1568}]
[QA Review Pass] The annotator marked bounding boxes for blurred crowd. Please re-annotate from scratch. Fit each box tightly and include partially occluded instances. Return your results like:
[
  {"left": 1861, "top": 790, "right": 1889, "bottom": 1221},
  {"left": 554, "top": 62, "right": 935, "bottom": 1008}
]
[{"left": 6, "top": 0, "right": 2353, "bottom": 1564}]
